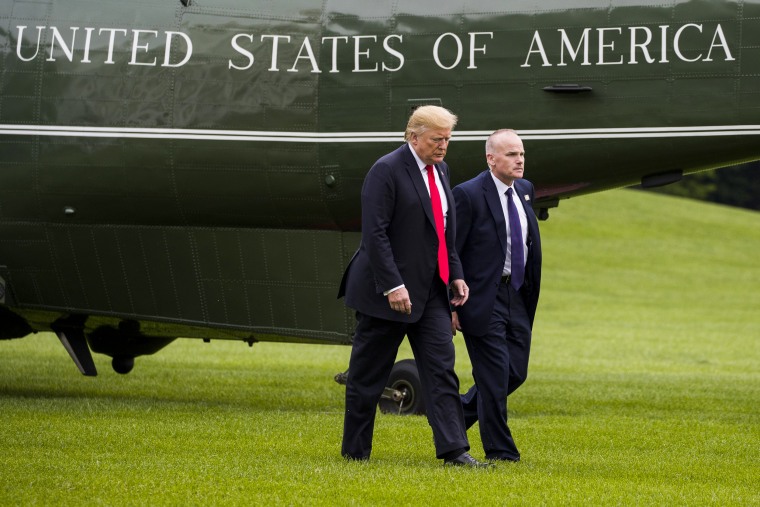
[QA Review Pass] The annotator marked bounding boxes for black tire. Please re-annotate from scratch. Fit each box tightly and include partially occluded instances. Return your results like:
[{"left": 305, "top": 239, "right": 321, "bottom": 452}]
[
  {"left": 378, "top": 359, "right": 426, "bottom": 416},
  {"left": 112, "top": 356, "right": 135, "bottom": 374}
]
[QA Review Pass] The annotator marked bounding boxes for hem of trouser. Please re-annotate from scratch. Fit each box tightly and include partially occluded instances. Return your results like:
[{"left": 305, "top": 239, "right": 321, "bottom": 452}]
[
  {"left": 435, "top": 441, "right": 470, "bottom": 460},
  {"left": 342, "top": 453, "right": 370, "bottom": 461}
]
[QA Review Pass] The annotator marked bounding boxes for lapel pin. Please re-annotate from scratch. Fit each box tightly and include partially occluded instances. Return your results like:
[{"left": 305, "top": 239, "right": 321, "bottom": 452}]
[{"left": 524, "top": 195, "right": 530, "bottom": 201}]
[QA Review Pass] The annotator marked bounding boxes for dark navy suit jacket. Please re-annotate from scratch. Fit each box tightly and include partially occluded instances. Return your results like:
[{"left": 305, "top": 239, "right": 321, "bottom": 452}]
[
  {"left": 452, "top": 170, "right": 542, "bottom": 336},
  {"left": 338, "top": 144, "right": 464, "bottom": 322}
]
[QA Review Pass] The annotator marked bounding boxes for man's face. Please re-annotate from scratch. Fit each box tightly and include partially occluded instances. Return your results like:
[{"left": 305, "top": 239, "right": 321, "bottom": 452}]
[
  {"left": 410, "top": 128, "right": 452, "bottom": 165},
  {"left": 488, "top": 132, "right": 525, "bottom": 185}
]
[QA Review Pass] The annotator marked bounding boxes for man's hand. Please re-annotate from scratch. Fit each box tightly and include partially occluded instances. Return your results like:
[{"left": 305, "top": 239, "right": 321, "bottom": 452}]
[
  {"left": 450, "top": 279, "right": 469, "bottom": 307},
  {"left": 387, "top": 287, "right": 412, "bottom": 315},
  {"left": 451, "top": 311, "right": 461, "bottom": 335}
]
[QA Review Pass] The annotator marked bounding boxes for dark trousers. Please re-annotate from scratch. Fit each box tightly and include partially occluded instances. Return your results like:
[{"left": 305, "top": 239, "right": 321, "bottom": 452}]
[
  {"left": 461, "top": 283, "right": 532, "bottom": 460},
  {"left": 342, "top": 280, "right": 469, "bottom": 460}
]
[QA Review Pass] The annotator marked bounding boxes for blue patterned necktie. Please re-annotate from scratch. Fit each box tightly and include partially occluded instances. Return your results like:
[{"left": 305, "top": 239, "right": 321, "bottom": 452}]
[{"left": 507, "top": 188, "right": 524, "bottom": 290}]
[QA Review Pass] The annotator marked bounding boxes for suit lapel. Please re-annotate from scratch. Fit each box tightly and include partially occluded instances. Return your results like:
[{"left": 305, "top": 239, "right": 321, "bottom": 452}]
[
  {"left": 437, "top": 164, "right": 457, "bottom": 242},
  {"left": 403, "top": 145, "right": 437, "bottom": 227},
  {"left": 482, "top": 171, "right": 508, "bottom": 257},
  {"left": 514, "top": 179, "right": 538, "bottom": 239}
]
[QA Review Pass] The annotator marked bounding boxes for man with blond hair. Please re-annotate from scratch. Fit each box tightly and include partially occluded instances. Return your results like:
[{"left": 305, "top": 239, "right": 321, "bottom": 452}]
[{"left": 339, "top": 106, "right": 490, "bottom": 467}]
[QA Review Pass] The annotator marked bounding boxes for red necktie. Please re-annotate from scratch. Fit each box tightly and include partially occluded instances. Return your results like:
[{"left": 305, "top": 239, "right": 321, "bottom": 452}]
[{"left": 426, "top": 165, "right": 449, "bottom": 285}]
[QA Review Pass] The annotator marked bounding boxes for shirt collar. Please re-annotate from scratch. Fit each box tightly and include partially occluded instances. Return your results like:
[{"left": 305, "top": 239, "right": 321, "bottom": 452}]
[
  {"left": 489, "top": 170, "right": 514, "bottom": 196},
  {"left": 408, "top": 143, "right": 429, "bottom": 173}
]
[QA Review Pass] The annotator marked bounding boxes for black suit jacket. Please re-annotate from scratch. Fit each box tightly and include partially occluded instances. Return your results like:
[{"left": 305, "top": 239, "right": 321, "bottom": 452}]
[
  {"left": 453, "top": 170, "right": 542, "bottom": 335},
  {"left": 338, "top": 144, "right": 464, "bottom": 322}
]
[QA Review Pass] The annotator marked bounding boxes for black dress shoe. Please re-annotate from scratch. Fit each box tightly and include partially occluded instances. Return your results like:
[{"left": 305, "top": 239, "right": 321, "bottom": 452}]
[{"left": 444, "top": 452, "right": 493, "bottom": 468}]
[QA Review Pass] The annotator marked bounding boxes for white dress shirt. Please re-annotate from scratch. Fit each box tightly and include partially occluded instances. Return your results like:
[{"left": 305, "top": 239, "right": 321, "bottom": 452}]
[
  {"left": 409, "top": 143, "right": 449, "bottom": 228},
  {"left": 490, "top": 171, "right": 528, "bottom": 276}
]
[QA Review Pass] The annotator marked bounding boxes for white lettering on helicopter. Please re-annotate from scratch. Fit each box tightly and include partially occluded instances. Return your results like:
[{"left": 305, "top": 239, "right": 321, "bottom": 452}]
[
  {"left": 15, "top": 26, "right": 192, "bottom": 67},
  {"left": 520, "top": 24, "right": 734, "bottom": 67},
  {"left": 13, "top": 23, "right": 735, "bottom": 73}
]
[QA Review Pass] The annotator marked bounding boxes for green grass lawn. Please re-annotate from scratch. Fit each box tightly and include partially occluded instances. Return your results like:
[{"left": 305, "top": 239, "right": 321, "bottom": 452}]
[{"left": 1, "top": 189, "right": 758, "bottom": 505}]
